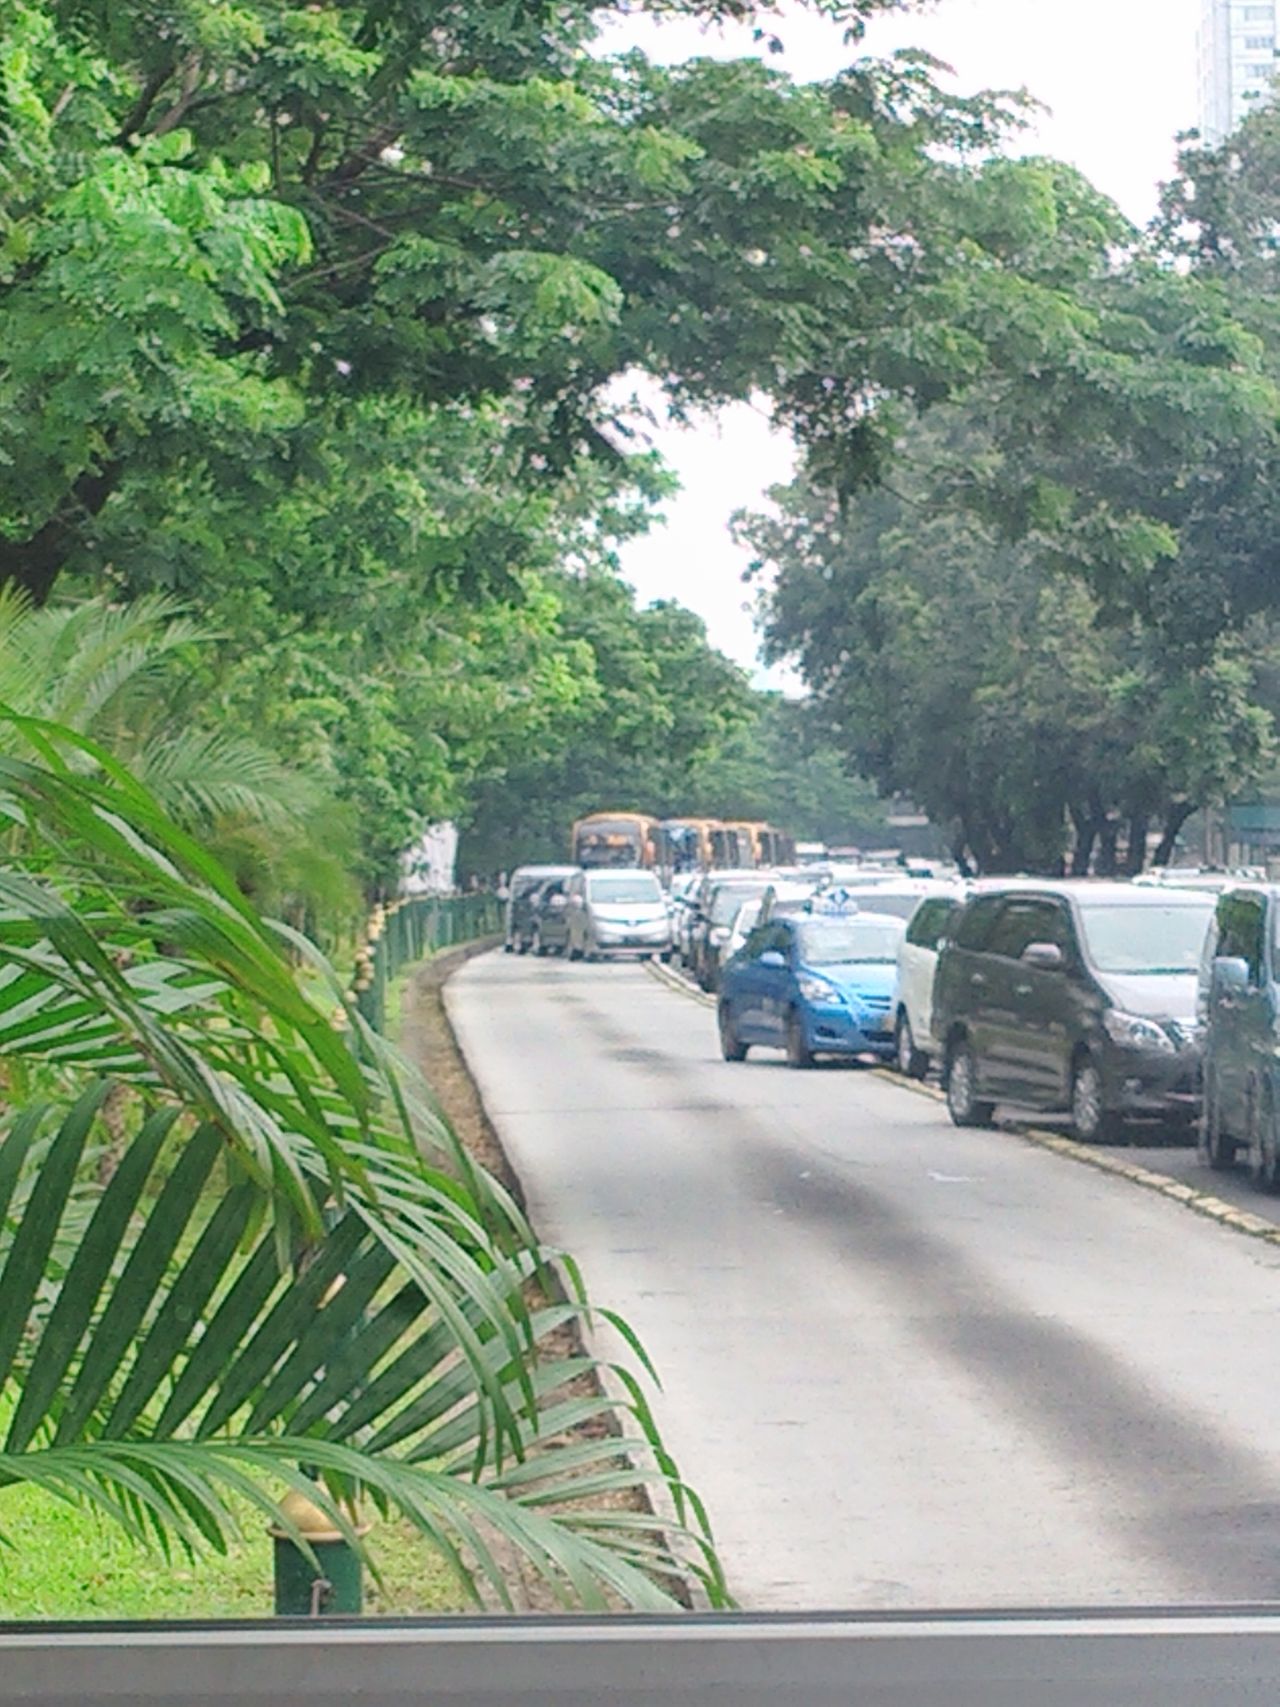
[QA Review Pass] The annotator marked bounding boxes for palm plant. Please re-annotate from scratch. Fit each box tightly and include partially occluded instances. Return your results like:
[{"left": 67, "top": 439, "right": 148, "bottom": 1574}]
[
  {"left": 0, "top": 589, "right": 360, "bottom": 930},
  {"left": 0, "top": 714, "right": 724, "bottom": 1610}
]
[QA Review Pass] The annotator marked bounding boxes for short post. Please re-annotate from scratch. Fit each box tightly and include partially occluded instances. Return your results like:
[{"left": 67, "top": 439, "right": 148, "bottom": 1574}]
[{"left": 270, "top": 1486, "right": 370, "bottom": 1617}]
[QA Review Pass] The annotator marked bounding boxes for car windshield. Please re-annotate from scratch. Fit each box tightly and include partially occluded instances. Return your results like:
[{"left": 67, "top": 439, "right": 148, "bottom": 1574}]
[
  {"left": 711, "top": 884, "right": 768, "bottom": 924},
  {"left": 732, "top": 900, "right": 762, "bottom": 936},
  {"left": 1076, "top": 902, "right": 1215, "bottom": 974},
  {"left": 587, "top": 875, "right": 661, "bottom": 904},
  {"left": 797, "top": 918, "right": 905, "bottom": 964}
]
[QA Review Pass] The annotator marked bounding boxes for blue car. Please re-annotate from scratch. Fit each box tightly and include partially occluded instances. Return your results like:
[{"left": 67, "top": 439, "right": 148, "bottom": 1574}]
[{"left": 717, "top": 909, "right": 907, "bottom": 1068}]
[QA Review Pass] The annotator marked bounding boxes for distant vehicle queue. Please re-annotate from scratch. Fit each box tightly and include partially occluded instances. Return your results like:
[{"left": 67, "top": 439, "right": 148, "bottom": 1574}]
[
  {"left": 570, "top": 811, "right": 796, "bottom": 874},
  {"left": 505, "top": 846, "right": 1280, "bottom": 1198}
]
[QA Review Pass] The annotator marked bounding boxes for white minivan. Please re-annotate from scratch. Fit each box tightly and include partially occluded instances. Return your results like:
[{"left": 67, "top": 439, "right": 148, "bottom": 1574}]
[
  {"left": 566, "top": 869, "right": 673, "bottom": 961},
  {"left": 894, "top": 892, "right": 963, "bottom": 1078}
]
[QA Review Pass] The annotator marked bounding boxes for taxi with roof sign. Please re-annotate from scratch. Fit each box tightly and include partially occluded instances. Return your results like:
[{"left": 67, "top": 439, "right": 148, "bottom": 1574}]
[{"left": 716, "top": 903, "right": 907, "bottom": 1069}]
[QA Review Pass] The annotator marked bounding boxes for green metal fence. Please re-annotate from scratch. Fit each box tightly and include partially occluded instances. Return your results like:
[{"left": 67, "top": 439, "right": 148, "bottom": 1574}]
[{"left": 352, "top": 894, "right": 503, "bottom": 1032}]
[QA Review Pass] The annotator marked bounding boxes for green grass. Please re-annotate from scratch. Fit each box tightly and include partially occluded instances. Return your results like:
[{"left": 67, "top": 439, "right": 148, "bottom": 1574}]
[{"left": 0, "top": 1484, "right": 464, "bottom": 1620}]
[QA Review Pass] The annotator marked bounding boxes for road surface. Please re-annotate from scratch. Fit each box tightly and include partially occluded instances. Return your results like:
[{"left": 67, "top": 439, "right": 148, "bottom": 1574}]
[{"left": 448, "top": 952, "right": 1280, "bottom": 1612}]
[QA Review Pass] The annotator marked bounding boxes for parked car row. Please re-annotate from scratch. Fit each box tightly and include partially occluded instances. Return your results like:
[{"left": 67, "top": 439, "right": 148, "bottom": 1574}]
[
  {"left": 672, "top": 866, "right": 956, "bottom": 993},
  {"left": 511, "top": 858, "right": 1280, "bottom": 1188},
  {"left": 713, "top": 871, "right": 1280, "bottom": 1187}
]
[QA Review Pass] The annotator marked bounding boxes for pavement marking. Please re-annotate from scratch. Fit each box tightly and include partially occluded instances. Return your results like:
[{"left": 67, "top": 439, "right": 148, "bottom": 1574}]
[{"left": 642, "top": 958, "right": 1280, "bottom": 1250}]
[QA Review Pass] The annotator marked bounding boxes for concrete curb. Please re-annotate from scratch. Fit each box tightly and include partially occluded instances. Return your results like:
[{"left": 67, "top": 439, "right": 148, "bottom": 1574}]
[
  {"left": 647, "top": 957, "right": 716, "bottom": 1008},
  {"left": 645, "top": 961, "right": 1280, "bottom": 1249}
]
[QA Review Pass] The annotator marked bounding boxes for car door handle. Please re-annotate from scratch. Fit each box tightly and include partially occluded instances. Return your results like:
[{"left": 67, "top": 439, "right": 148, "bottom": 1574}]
[
  {"left": 1014, "top": 982, "right": 1033, "bottom": 997},
  {"left": 970, "top": 973, "right": 987, "bottom": 987}
]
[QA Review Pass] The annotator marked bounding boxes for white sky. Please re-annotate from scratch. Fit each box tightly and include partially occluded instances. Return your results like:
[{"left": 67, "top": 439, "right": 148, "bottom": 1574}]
[{"left": 598, "top": 0, "right": 1202, "bottom": 686}]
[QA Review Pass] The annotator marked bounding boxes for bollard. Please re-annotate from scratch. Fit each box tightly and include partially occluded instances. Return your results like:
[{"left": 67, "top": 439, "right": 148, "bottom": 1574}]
[{"left": 270, "top": 1486, "right": 370, "bottom": 1617}]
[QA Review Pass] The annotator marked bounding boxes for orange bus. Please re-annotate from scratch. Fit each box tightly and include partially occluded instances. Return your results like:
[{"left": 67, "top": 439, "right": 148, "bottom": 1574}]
[
  {"left": 656, "top": 818, "right": 721, "bottom": 873},
  {"left": 571, "top": 812, "right": 658, "bottom": 869},
  {"left": 709, "top": 824, "right": 755, "bottom": 869},
  {"left": 722, "top": 822, "right": 797, "bottom": 868}
]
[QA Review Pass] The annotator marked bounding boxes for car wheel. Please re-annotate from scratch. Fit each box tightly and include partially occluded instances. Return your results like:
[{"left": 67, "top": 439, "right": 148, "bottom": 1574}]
[
  {"left": 1199, "top": 1066, "right": 1237, "bottom": 1171},
  {"left": 1249, "top": 1079, "right": 1280, "bottom": 1193},
  {"left": 1070, "top": 1054, "right": 1123, "bottom": 1144},
  {"left": 895, "top": 1009, "right": 928, "bottom": 1080},
  {"left": 945, "top": 1039, "right": 995, "bottom": 1128},
  {"left": 718, "top": 1003, "right": 748, "bottom": 1063},
  {"left": 785, "top": 1010, "right": 814, "bottom": 1070}
]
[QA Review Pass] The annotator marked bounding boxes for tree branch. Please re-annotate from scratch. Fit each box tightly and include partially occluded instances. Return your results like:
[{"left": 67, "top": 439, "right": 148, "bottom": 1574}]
[
  {"left": 152, "top": 57, "right": 208, "bottom": 139},
  {"left": 115, "top": 62, "right": 177, "bottom": 144}
]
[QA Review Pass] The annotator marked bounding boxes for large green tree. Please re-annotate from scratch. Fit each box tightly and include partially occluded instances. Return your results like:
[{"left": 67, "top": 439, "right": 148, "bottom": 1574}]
[{"left": 747, "top": 449, "right": 1274, "bottom": 874}]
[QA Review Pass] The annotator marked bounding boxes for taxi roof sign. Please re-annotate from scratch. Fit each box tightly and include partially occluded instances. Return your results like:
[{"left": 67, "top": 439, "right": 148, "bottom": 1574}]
[{"left": 806, "top": 888, "right": 861, "bottom": 916}]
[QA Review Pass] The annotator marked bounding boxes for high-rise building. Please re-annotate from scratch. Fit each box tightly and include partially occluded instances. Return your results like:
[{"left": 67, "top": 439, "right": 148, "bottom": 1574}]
[{"left": 1198, "top": 0, "right": 1280, "bottom": 143}]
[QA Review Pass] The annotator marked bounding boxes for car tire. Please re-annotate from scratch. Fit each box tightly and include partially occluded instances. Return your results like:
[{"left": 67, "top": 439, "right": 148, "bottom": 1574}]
[
  {"left": 785, "top": 1010, "right": 814, "bottom": 1070},
  {"left": 718, "top": 1004, "right": 749, "bottom": 1062},
  {"left": 895, "top": 1009, "right": 929, "bottom": 1080},
  {"left": 945, "top": 1039, "right": 995, "bottom": 1128},
  {"left": 1249, "top": 1079, "right": 1280, "bottom": 1193},
  {"left": 1070, "top": 1053, "right": 1123, "bottom": 1144},
  {"left": 1200, "top": 1067, "right": 1237, "bottom": 1171}
]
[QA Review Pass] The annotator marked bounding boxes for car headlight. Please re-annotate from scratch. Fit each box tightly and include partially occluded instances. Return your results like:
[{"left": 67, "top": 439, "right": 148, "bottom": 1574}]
[
  {"left": 797, "top": 973, "right": 843, "bottom": 1004},
  {"left": 1102, "top": 1010, "right": 1176, "bottom": 1054}
]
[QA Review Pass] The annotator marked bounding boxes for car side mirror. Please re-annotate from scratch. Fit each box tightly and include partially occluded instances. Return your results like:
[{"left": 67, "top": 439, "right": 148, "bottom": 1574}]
[
  {"left": 759, "top": 950, "right": 786, "bottom": 969},
  {"left": 1021, "top": 942, "right": 1064, "bottom": 971},
  {"left": 1212, "top": 955, "right": 1250, "bottom": 996}
]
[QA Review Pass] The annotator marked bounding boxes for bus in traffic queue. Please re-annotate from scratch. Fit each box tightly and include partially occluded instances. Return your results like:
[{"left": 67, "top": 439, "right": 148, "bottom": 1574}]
[
  {"left": 656, "top": 818, "right": 722, "bottom": 873},
  {"left": 709, "top": 824, "right": 755, "bottom": 869},
  {"left": 571, "top": 812, "right": 658, "bottom": 869},
  {"left": 721, "top": 821, "right": 797, "bottom": 868}
]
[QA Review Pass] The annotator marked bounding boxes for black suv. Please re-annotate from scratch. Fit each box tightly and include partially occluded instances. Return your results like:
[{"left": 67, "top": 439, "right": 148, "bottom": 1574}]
[{"left": 932, "top": 882, "right": 1215, "bottom": 1142}]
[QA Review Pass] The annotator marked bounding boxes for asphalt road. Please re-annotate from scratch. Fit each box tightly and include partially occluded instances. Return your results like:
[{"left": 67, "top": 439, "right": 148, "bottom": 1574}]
[{"left": 448, "top": 952, "right": 1280, "bottom": 1614}]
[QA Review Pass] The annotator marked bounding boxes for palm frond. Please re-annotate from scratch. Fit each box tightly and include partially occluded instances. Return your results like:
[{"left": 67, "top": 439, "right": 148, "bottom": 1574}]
[
  {"left": 0, "top": 713, "right": 726, "bottom": 1608},
  {"left": 132, "top": 727, "right": 321, "bottom": 830},
  {"left": 0, "top": 1097, "right": 724, "bottom": 1609}
]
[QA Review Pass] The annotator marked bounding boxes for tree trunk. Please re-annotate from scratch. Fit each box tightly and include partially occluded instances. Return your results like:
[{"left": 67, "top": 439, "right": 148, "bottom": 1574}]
[
  {"left": 1097, "top": 820, "right": 1120, "bottom": 877},
  {"left": 1068, "top": 805, "right": 1100, "bottom": 878},
  {"left": 1153, "top": 802, "right": 1197, "bottom": 869},
  {"left": 950, "top": 830, "right": 975, "bottom": 878},
  {"left": 1123, "top": 813, "right": 1150, "bottom": 877},
  {"left": 0, "top": 466, "right": 119, "bottom": 604}
]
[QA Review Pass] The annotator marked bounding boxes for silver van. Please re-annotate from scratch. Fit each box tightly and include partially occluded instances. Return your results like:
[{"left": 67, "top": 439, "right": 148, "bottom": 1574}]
[{"left": 566, "top": 869, "right": 672, "bottom": 961}]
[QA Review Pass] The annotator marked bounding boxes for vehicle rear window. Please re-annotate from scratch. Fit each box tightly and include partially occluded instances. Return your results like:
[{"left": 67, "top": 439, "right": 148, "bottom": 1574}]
[
  {"left": 952, "top": 895, "right": 1005, "bottom": 950},
  {"left": 1076, "top": 901, "right": 1215, "bottom": 975},
  {"left": 710, "top": 883, "right": 768, "bottom": 924},
  {"left": 906, "top": 897, "right": 958, "bottom": 948},
  {"left": 586, "top": 874, "right": 662, "bottom": 903},
  {"left": 797, "top": 917, "right": 905, "bottom": 964}
]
